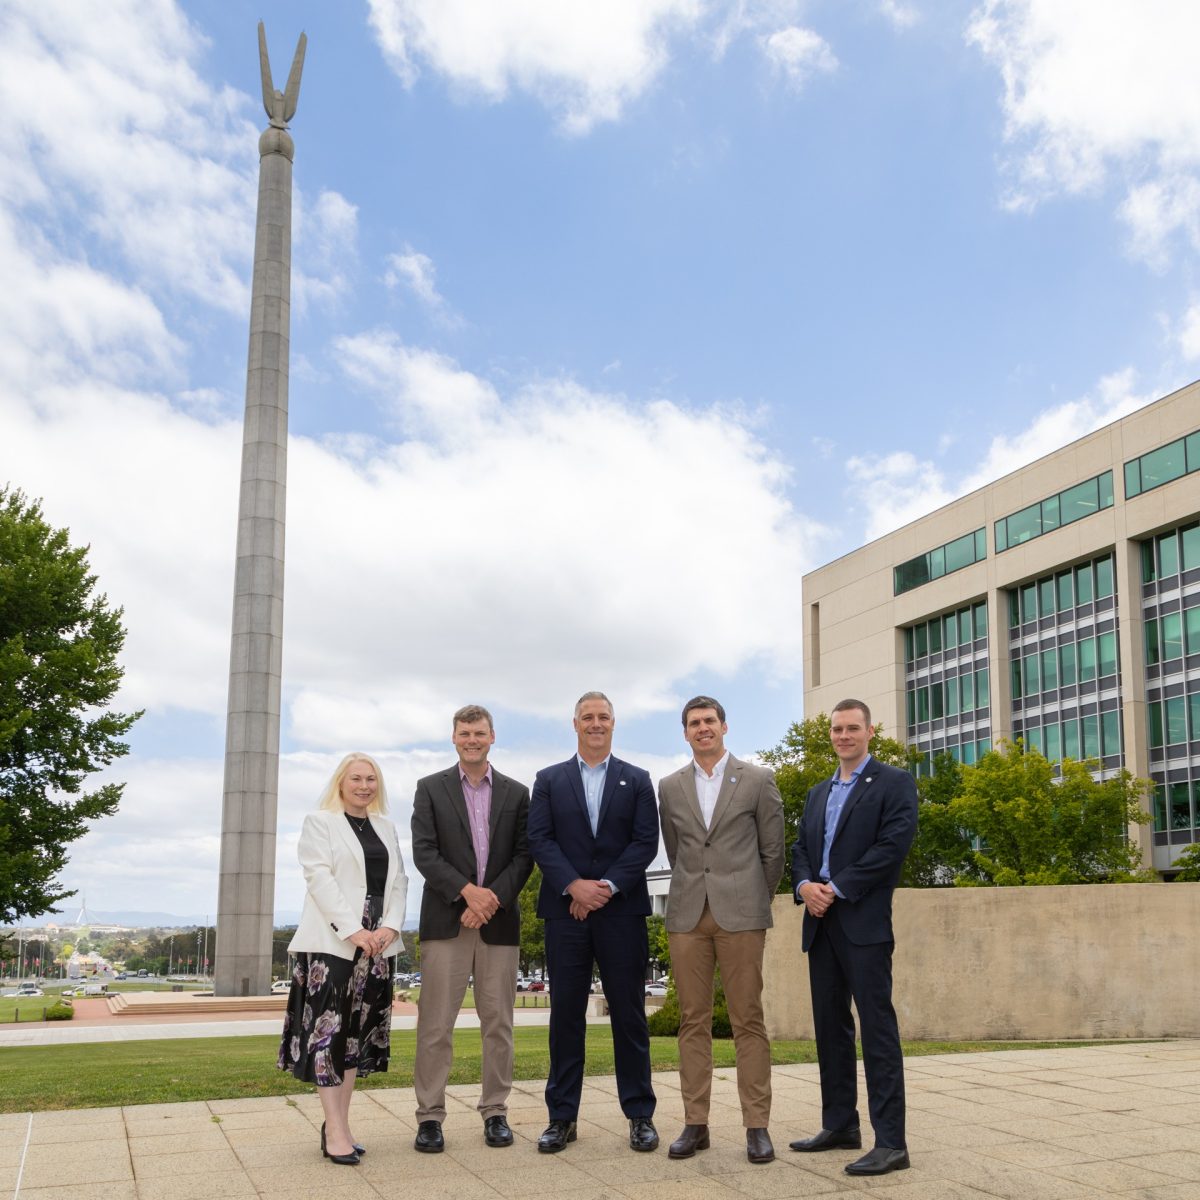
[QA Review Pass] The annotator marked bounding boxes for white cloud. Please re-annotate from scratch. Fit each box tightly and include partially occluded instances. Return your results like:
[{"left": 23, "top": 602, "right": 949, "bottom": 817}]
[
  {"left": 878, "top": 0, "right": 919, "bottom": 29},
  {"left": 968, "top": 1, "right": 1200, "bottom": 262},
  {"left": 760, "top": 26, "right": 838, "bottom": 90},
  {"left": 848, "top": 369, "right": 1158, "bottom": 539},
  {"left": 366, "top": 0, "right": 705, "bottom": 134},
  {"left": 384, "top": 245, "right": 461, "bottom": 325}
]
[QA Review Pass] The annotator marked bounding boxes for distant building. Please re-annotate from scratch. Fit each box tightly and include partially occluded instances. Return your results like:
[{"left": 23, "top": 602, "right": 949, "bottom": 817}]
[{"left": 802, "top": 379, "right": 1200, "bottom": 876}]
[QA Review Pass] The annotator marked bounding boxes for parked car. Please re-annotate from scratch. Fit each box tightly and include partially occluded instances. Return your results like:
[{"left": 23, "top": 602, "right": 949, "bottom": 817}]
[
  {"left": 114, "top": 972, "right": 127, "bottom": 981},
  {"left": 15, "top": 984, "right": 44, "bottom": 997},
  {"left": 270, "top": 979, "right": 292, "bottom": 994},
  {"left": 645, "top": 981, "right": 669, "bottom": 997},
  {"left": 515, "top": 976, "right": 531, "bottom": 990},
  {"left": 528, "top": 979, "right": 547, "bottom": 992}
]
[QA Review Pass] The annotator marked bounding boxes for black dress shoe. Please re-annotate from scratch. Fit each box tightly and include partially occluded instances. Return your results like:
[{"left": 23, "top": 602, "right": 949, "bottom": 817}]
[
  {"left": 789, "top": 1126, "right": 862, "bottom": 1152},
  {"left": 320, "top": 1122, "right": 360, "bottom": 1165},
  {"left": 414, "top": 1120, "right": 445, "bottom": 1153},
  {"left": 629, "top": 1117, "right": 659, "bottom": 1152},
  {"left": 537, "top": 1119, "right": 577, "bottom": 1153},
  {"left": 845, "top": 1147, "right": 910, "bottom": 1176},
  {"left": 668, "top": 1124, "right": 709, "bottom": 1159},
  {"left": 484, "top": 1116, "right": 514, "bottom": 1147},
  {"left": 746, "top": 1127, "right": 774, "bottom": 1164}
]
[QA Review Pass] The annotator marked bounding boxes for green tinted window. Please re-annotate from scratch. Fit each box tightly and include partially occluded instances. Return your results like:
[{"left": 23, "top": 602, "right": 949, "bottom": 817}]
[
  {"left": 1153, "top": 784, "right": 1167, "bottom": 832},
  {"left": 1141, "top": 441, "right": 1187, "bottom": 490},
  {"left": 1058, "top": 477, "right": 1098, "bottom": 524},
  {"left": 1023, "top": 651, "right": 1040, "bottom": 695},
  {"left": 976, "top": 737, "right": 991, "bottom": 759},
  {"left": 1095, "top": 555, "right": 1114, "bottom": 598},
  {"left": 1082, "top": 714, "right": 1100, "bottom": 759},
  {"left": 974, "top": 601, "right": 987, "bottom": 639},
  {"left": 1041, "top": 646, "right": 1058, "bottom": 690},
  {"left": 1145, "top": 618, "right": 1160, "bottom": 666},
  {"left": 1079, "top": 637, "right": 1097, "bottom": 682},
  {"left": 994, "top": 519, "right": 1008, "bottom": 553},
  {"left": 1098, "top": 631, "right": 1117, "bottom": 677},
  {"left": 1167, "top": 696, "right": 1187, "bottom": 745},
  {"left": 1186, "top": 607, "right": 1200, "bottom": 655},
  {"left": 959, "top": 609, "right": 972, "bottom": 645},
  {"left": 1149, "top": 702, "right": 1164, "bottom": 748},
  {"left": 1141, "top": 540, "right": 1157, "bottom": 584},
  {"left": 1007, "top": 591, "right": 1020, "bottom": 629},
  {"left": 1020, "top": 583, "right": 1037, "bottom": 623},
  {"left": 1041, "top": 493, "right": 1060, "bottom": 532},
  {"left": 1159, "top": 530, "right": 1179, "bottom": 577},
  {"left": 1044, "top": 721, "right": 1062, "bottom": 763},
  {"left": 1006, "top": 504, "right": 1042, "bottom": 546},
  {"left": 1038, "top": 578, "right": 1055, "bottom": 616},
  {"left": 917, "top": 686, "right": 929, "bottom": 722},
  {"left": 1190, "top": 693, "right": 1200, "bottom": 741},
  {"left": 1098, "top": 470, "right": 1114, "bottom": 508},
  {"left": 930, "top": 546, "right": 945, "bottom": 579},
  {"left": 1059, "top": 641, "right": 1077, "bottom": 685},
  {"left": 1056, "top": 570, "right": 1073, "bottom": 611},
  {"left": 944, "top": 611, "right": 958, "bottom": 648},
  {"left": 1101, "top": 709, "right": 1121, "bottom": 756},
  {"left": 1063, "top": 717, "right": 1080, "bottom": 760},
  {"left": 1075, "top": 562, "right": 1093, "bottom": 602},
  {"left": 1163, "top": 612, "right": 1183, "bottom": 661},
  {"left": 915, "top": 623, "right": 928, "bottom": 657},
  {"left": 1125, "top": 459, "right": 1141, "bottom": 498},
  {"left": 1010, "top": 659, "right": 1022, "bottom": 700},
  {"left": 931, "top": 681, "right": 944, "bottom": 719},
  {"left": 946, "top": 673, "right": 959, "bottom": 715},
  {"left": 906, "top": 689, "right": 915, "bottom": 726},
  {"left": 1183, "top": 523, "right": 1200, "bottom": 571},
  {"left": 960, "top": 670, "right": 974, "bottom": 713},
  {"left": 976, "top": 666, "right": 989, "bottom": 710},
  {"left": 929, "top": 618, "right": 942, "bottom": 653},
  {"left": 1189, "top": 431, "right": 1200, "bottom": 470},
  {"left": 1027, "top": 725, "right": 1043, "bottom": 755},
  {"left": 1170, "top": 782, "right": 1191, "bottom": 829},
  {"left": 944, "top": 532, "right": 975, "bottom": 574},
  {"left": 904, "top": 627, "right": 914, "bottom": 663}
]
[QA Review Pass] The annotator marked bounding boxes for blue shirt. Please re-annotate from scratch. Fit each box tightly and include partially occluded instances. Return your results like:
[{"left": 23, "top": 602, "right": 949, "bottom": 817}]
[
  {"left": 820, "top": 758, "right": 868, "bottom": 884},
  {"left": 577, "top": 754, "right": 609, "bottom": 835}
]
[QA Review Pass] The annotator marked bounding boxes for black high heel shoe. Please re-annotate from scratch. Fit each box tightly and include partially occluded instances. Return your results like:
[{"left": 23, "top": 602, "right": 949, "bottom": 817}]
[{"left": 320, "top": 1121, "right": 360, "bottom": 1165}]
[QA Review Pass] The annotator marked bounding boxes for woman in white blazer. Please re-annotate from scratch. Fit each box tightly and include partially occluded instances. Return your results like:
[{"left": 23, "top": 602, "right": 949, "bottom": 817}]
[{"left": 277, "top": 752, "right": 408, "bottom": 1164}]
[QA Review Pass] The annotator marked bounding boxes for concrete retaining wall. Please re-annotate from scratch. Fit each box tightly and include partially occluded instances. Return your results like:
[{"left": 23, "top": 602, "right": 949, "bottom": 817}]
[{"left": 763, "top": 883, "right": 1200, "bottom": 1040}]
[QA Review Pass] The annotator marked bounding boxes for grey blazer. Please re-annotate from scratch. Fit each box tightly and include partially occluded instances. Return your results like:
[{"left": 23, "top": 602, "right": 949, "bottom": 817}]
[{"left": 657, "top": 753, "right": 784, "bottom": 933}]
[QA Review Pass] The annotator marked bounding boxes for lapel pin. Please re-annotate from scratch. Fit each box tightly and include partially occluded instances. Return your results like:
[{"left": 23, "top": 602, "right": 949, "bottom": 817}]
[
  {"left": 865, "top": 777, "right": 873, "bottom": 784},
  {"left": 729, "top": 776, "right": 737, "bottom": 783},
  {"left": 619, "top": 780, "right": 627, "bottom": 786}
]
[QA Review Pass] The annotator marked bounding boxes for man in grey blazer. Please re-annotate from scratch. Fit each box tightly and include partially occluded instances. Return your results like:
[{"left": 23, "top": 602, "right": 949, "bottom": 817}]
[
  {"left": 410, "top": 705, "right": 533, "bottom": 1152},
  {"left": 657, "top": 696, "right": 784, "bottom": 1164}
]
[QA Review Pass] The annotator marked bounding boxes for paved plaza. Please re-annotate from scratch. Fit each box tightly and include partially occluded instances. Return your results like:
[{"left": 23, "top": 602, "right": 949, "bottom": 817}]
[{"left": 4, "top": 1040, "right": 1200, "bottom": 1199}]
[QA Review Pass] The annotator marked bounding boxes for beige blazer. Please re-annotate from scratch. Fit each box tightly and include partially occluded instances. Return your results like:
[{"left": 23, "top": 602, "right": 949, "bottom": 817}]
[
  {"left": 657, "top": 753, "right": 784, "bottom": 934},
  {"left": 288, "top": 810, "right": 409, "bottom": 960}
]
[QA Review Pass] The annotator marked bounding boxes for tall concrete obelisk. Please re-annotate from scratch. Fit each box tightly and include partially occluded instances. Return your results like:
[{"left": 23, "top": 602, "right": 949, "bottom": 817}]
[{"left": 215, "top": 24, "right": 306, "bottom": 997}]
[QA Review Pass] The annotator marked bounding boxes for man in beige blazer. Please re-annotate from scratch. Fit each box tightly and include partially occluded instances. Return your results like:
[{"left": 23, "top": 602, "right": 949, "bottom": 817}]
[{"left": 657, "top": 696, "right": 784, "bottom": 1165}]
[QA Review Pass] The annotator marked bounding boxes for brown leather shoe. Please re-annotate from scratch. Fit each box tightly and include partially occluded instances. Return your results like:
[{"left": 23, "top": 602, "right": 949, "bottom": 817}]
[
  {"left": 746, "top": 1127, "right": 775, "bottom": 1164},
  {"left": 668, "top": 1124, "right": 710, "bottom": 1159}
]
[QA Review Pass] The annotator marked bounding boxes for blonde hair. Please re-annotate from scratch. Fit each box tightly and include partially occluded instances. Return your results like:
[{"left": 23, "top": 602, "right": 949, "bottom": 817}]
[{"left": 317, "top": 752, "right": 389, "bottom": 814}]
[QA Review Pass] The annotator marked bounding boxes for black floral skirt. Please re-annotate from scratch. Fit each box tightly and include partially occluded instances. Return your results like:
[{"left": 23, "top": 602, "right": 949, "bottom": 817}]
[{"left": 277, "top": 895, "right": 394, "bottom": 1087}]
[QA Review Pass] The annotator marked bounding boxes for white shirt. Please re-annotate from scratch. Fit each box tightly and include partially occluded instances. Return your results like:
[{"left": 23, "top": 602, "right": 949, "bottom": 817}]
[{"left": 693, "top": 750, "right": 730, "bottom": 828}]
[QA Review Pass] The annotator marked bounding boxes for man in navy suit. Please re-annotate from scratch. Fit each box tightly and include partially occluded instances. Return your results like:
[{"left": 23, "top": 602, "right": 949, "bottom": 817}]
[
  {"left": 527, "top": 690, "right": 659, "bottom": 1154},
  {"left": 789, "top": 699, "right": 917, "bottom": 1177}
]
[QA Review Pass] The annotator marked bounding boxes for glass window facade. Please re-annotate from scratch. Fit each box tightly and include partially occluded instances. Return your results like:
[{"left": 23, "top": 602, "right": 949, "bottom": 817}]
[
  {"left": 904, "top": 600, "right": 991, "bottom": 774},
  {"left": 1008, "top": 552, "right": 1123, "bottom": 774},
  {"left": 1125, "top": 428, "right": 1200, "bottom": 499},
  {"left": 994, "top": 470, "right": 1114, "bottom": 553},
  {"left": 894, "top": 528, "right": 987, "bottom": 596},
  {"left": 1142, "top": 521, "right": 1200, "bottom": 847}
]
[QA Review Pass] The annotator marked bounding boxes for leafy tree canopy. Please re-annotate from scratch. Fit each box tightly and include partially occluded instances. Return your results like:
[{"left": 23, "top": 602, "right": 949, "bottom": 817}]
[
  {"left": 0, "top": 487, "right": 140, "bottom": 922},
  {"left": 1170, "top": 842, "right": 1200, "bottom": 882},
  {"left": 950, "top": 741, "right": 1151, "bottom": 886}
]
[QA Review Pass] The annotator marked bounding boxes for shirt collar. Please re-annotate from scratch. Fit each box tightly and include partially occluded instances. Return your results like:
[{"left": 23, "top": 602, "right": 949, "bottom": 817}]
[
  {"left": 831, "top": 755, "right": 870, "bottom": 786},
  {"left": 459, "top": 762, "right": 493, "bottom": 787},
  {"left": 577, "top": 753, "right": 611, "bottom": 773},
  {"left": 693, "top": 750, "right": 730, "bottom": 781}
]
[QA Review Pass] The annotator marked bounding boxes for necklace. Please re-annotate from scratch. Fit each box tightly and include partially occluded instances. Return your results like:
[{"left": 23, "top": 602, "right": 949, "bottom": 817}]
[{"left": 346, "top": 812, "right": 369, "bottom": 832}]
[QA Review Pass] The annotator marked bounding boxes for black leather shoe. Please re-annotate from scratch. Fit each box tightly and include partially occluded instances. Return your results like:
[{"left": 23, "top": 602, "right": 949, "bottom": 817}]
[
  {"left": 746, "top": 1127, "right": 774, "bottom": 1164},
  {"left": 668, "top": 1124, "right": 709, "bottom": 1159},
  {"left": 789, "top": 1126, "right": 862, "bottom": 1152},
  {"left": 537, "top": 1119, "right": 577, "bottom": 1153},
  {"left": 629, "top": 1117, "right": 659, "bottom": 1152},
  {"left": 414, "top": 1120, "right": 444, "bottom": 1153},
  {"left": 845, "top": 1147, "right": 910, "bottom": 1176},
  {"left": 320, "top": 1122, "right": 360, "bottom": 1165},
  {"left": 484, "top": 1116, "right": 514, "bottom": 1147}
]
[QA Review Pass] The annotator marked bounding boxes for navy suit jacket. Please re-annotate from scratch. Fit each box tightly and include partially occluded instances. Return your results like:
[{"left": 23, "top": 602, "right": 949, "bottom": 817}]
[
  {"left": 528, "top": 754, "right": 658, "bottom": 920},
  {"left": 791, "top": 756, "right": 918, "bottom": 951}
]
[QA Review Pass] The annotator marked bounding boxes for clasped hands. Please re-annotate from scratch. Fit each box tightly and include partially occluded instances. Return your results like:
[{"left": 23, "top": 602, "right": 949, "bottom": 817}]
[
  {"left": 567, "top": 878, "right": 612, "bottom": 921},
  {"left": 798, "top": 880, "right": 837, "bottom": 918},
  {"left": 348, "top": 925, "right": 398, "bottom": 956},
  {"left": 460, "top": 882, "right": 501, "bottom": 929}
]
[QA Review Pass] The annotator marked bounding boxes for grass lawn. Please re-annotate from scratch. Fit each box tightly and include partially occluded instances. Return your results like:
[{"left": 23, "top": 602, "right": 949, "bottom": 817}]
[{"left": 0, "top": 1026, "right": 1121, "bottom": 1113}]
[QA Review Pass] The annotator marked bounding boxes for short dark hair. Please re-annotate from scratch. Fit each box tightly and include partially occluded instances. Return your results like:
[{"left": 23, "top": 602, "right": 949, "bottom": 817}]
[
  {"left": 681, "top": 695, "right": 725, "bottom": 726},
  {"left": 453, "top": 704, "right": 494, "bottom": 731},
  {"left": 831, "top": 698, "right": 872, "bottom": 726}
]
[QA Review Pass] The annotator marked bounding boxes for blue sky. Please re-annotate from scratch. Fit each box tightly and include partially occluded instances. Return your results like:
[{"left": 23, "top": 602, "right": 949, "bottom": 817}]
[{"left": 4, "top": 0, "right": 1199, "bottom": 919}]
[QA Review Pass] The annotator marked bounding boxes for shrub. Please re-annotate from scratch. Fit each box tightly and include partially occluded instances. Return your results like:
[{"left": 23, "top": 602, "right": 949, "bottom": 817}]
[
  {"left": 645, "top": 971, "right": 733, "bottom": 1038},
  {"left": 45, "top": 1000, "right": 74, "bottom": 1021}
]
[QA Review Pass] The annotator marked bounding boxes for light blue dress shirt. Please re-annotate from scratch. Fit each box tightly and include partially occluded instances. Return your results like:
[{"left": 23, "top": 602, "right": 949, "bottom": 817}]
[{"left": 577, "top": 754, "right": 609, "bottom": 835}]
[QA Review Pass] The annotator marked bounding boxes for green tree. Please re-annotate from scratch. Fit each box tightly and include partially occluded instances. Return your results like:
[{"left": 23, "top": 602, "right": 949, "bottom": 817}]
[
  {"left": 518, "top": 865, "right": 545, "bottom": 973},
  {"left": 950, "top": 741, "right": 1151, "bottom": 885},
  {"left": 646, "top": 913, "right": 670, "bottom": 973},
  {"left": 901, "top": 753, "right": 979, "bottom": 887},
  {"left": 0, "top": 488, "right": 140, "bottom": 921},
  {"left": 759, "top": 712, "right": 909, "bottom": 894},
  {"left": 1170, "top": 842, "right": 1200, "bottom": 881}
]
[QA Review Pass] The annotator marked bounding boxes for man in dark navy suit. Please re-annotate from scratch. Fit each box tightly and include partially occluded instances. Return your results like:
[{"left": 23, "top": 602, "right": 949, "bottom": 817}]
[
  {"left": 527, "top": 690, "right": 659, "bottom": 1154},
  {"left": 789, "top": 698, "right": 917, "bottom": 1177}
]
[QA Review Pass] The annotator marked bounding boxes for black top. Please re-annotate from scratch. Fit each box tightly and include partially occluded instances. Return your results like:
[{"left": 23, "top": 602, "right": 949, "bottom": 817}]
[{"left": 345, "top": 814, "right": 388, "bottom": 896}]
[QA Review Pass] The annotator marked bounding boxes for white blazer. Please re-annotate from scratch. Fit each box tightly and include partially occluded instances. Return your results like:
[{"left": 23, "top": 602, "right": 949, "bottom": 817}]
[{"left": 288, "top": 810, "right": 409, "bottom": 960}]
